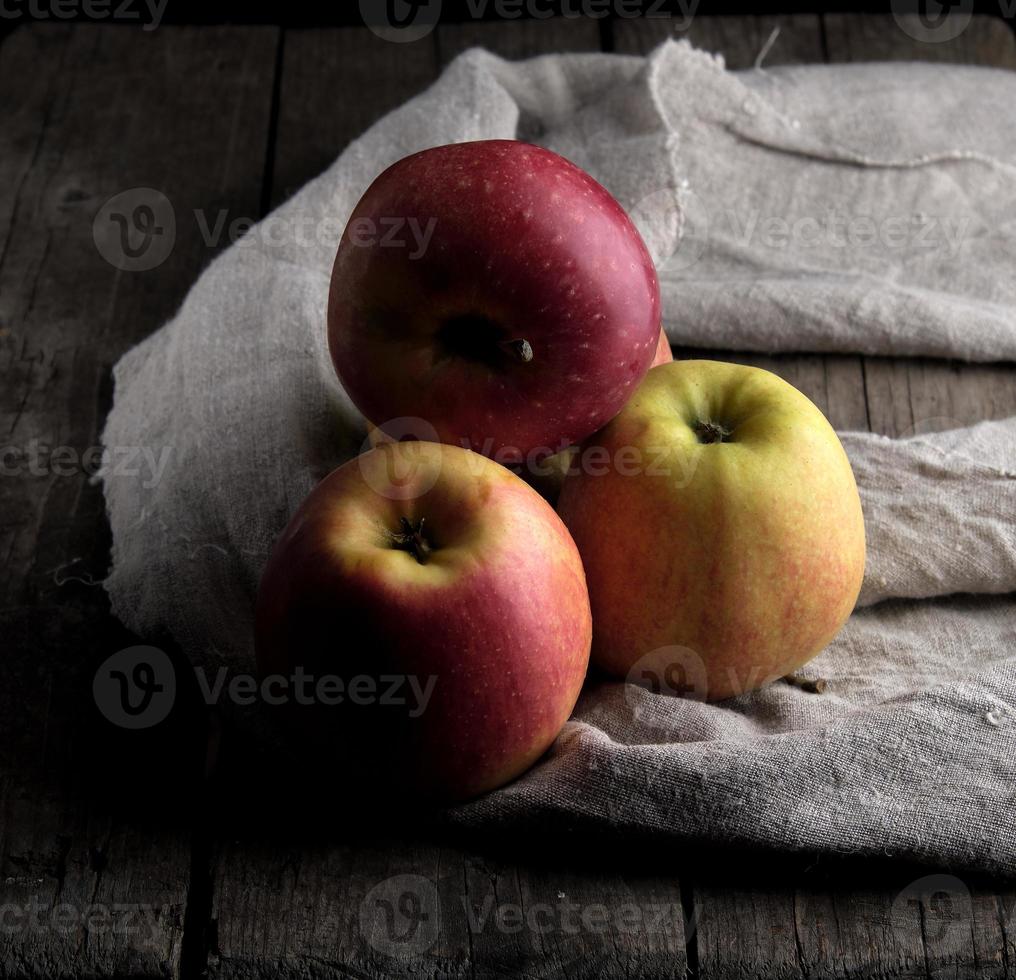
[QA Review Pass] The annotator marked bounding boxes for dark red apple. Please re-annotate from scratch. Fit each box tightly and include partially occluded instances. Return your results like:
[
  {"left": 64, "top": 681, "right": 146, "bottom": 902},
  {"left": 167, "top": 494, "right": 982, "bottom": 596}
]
[{"left": 328, "top": 140, "right": 661, "bottom": 465}]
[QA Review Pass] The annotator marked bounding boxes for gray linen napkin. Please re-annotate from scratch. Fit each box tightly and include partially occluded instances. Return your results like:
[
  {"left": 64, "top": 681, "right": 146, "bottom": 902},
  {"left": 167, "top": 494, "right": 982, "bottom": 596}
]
[{"left": 101, "top": 42, "right": 1016, "bottom": 873}]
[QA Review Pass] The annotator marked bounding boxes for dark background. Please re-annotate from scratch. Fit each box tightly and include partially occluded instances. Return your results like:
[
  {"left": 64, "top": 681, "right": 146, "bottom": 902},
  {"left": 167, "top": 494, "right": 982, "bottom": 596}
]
[{"left": 0, "top": 0, "right": 1013, "bottom": 29}]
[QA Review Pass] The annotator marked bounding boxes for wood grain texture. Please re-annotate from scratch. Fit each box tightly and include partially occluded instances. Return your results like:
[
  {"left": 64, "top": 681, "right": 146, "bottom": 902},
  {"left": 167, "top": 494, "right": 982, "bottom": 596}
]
[
  {"left": 694, "top": 862, "right": 1016, "bottom": 980},
  {"left": 208, "top": 833, "right": 687, "bottom": 980},
  {"left": 612, "top": 13, "right": 825, "bottom": 65},
  {"left": 0, "top": 778, "right": 193, "bottom": 980},
  {"left": 0, "top": 22, "right": 278, "bottom": 979},
  {"left": 269, "top": 28, "right": 440, "bottom": 209},
  {"left": 823, "top": 12, "right": 1016, "bottom": 68},
  {"left": 437, "top": 16, "right": 602, "bottom": 63}
]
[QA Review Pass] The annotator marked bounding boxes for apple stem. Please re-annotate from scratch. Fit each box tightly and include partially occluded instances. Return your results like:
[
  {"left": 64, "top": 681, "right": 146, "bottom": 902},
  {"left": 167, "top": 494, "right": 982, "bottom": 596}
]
[
  {"left": 499, "top": 339, "right": 534, "bottom": 363},
  {"left": 391, "top": 516, "right": 432, "bottom": 565},
  {"left": 782, "top": 673, "right": 827, "bottom": 694},
  {"left": 693, "top": 420, "right": 733, "bottom": 444}
]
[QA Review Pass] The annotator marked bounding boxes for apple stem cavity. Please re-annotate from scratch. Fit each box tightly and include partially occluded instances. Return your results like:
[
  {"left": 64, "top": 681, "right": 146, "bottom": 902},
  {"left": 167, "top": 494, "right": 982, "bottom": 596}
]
[
  {"left": 436, "top": 314, "right": 534, "bottom": 368},
  {"left": 499, "top": 338, "right": 534, "bottom": 363},
  {"left": 693, "top": 420, "right": 733, "bottom": 444},
  {"left": 391, "top": 516, "right": 433, "bottom": 566},
  {"left": 781, "top": 673, "right": 827, "bottom": 694}
]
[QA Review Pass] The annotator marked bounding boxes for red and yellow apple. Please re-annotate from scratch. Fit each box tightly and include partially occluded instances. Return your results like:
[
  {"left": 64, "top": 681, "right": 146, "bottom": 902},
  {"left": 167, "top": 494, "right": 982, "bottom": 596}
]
[
  {"left": 328, "top": 140, "right": 661, "bottom": 465},
  {"left": 557, "top": 359, "right": 865, "bottom": 701},
  {"left": 255, "top": 441, "right": 592, "bottom": 801}
]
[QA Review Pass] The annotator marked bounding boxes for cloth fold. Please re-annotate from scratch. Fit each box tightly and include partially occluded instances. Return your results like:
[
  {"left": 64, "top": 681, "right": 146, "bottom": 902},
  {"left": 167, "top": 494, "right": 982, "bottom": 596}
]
[
  {"left": 101, "top": 41, "right": 1016, "bottom": 874},
  {"left": 850, "top": 420, "right": 1016, "bottom": 607}
]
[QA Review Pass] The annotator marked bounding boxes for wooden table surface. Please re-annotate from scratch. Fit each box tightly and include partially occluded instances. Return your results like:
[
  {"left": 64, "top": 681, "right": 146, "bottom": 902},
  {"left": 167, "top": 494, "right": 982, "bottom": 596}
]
[{"left": 2, "top": 10, "right": 1015, "bottom": 979}]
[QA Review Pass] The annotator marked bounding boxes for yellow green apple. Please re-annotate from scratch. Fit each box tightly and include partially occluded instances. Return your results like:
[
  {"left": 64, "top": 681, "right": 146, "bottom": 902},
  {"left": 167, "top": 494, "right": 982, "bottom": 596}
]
[
  {"left": 255, "top": 441, "right": 592, "bottom": 801},
  {"left": 557, "top": 359, "right": 865, "bottom": 701}
]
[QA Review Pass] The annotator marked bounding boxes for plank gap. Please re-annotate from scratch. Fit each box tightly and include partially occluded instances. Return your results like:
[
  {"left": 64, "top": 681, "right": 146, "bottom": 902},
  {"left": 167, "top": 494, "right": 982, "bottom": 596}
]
[
  {"left": 599, "top": 15, "right": 615, "bottom": 53},
  {"left": 681, "top": 875, "right": 701, "bottom": 980},
  {"left": 258, "top": 28, "right": 286, "bottom": 220},
  {"left": 179, "top": 814, "right": 217, "bottom": 980}
]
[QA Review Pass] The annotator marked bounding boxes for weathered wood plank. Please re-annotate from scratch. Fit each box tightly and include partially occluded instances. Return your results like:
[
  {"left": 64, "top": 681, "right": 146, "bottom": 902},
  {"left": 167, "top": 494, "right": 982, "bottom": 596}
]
[
  {"left": 694, "top": 861, "right": 1016, "bottom": 980},
  {"left": 0, "top": 774, "right": 195, "bottom": 980},
  {"left": 209, "top": 834, "right": 462, "bottom": 980},
  {"left": 822, "top": 12, "right": 1016, "bottom": 68},
  {"left": 454, "top": 843, "right": 687, "bottom": 980},
  {"left": 0, "top": 22, "right": 278, "bottom": 978},
  {"left": 268, "top": 17, "right": 603, "bottom": 214},
  {"left": 900, "top": 358, "right": 1016, "bottom": 436},
  {"left": 209, "top": 831, "right": 688, "bottom": 980},
  {"left": 269, "top": 28, "right": 440, "bottom": 209},
  {"left": 436, "top": 15, "right": 601, "bottom": 64},
  {"left": 612, "top": 13, "right": 826, "bottom": 66}
]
